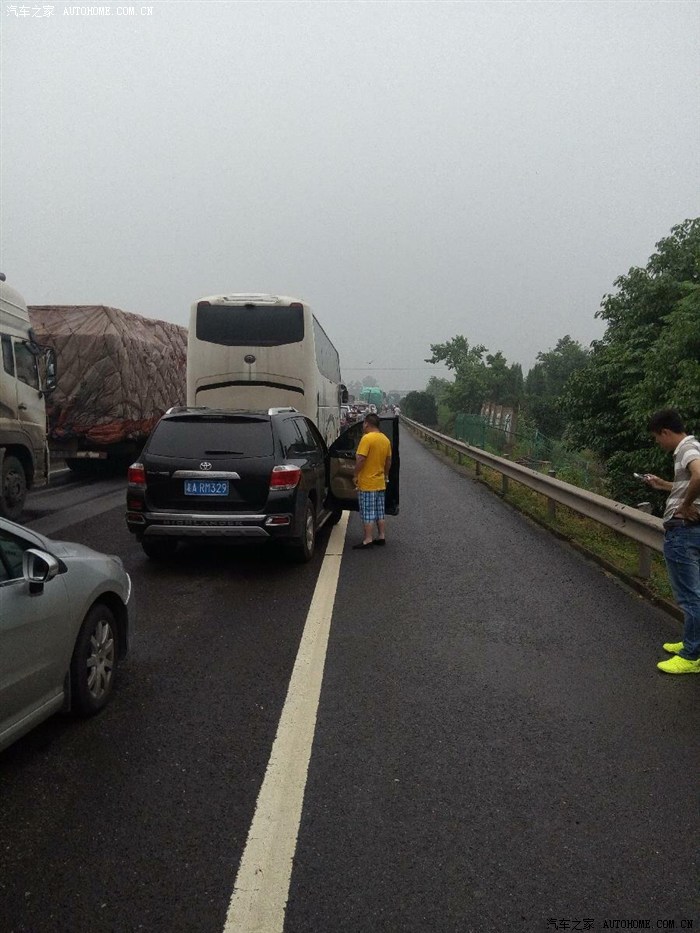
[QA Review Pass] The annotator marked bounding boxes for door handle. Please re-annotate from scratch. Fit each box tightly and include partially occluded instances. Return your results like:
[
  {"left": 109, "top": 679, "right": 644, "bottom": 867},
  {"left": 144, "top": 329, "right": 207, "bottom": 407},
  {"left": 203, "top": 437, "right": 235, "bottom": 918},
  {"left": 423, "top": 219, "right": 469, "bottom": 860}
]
[{"left": 18, "top": 403, "right": 27, "bottom": 410}]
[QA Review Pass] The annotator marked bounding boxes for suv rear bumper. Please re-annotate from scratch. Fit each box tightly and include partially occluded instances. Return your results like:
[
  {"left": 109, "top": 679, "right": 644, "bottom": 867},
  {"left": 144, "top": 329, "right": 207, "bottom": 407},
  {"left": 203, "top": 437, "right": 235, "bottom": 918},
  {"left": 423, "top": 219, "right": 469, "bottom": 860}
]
[{"left": 126, "top": 511, "right": 295, "bottom": 539}]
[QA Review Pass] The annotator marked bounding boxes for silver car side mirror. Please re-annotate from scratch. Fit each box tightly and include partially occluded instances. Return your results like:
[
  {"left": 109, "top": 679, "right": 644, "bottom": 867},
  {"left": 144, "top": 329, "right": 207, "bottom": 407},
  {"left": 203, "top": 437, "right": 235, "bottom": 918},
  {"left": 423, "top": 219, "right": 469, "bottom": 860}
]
[{"left": 23, "top": 548, "right": 60, "bottom": 594}]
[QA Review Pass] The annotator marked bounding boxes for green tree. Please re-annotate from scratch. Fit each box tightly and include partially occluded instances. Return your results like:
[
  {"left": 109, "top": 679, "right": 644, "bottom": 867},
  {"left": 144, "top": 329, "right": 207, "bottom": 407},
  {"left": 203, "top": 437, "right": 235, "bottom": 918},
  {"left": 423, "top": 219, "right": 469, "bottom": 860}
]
[
  {"left": 630, "top": 283, "right": 700, "bottom": 422},
  {"left": 425, "top": 376, "right": 453, "bottom": 403},
  {"left": 525, "top": 335, "right": 590, "bottom": 438},
  {"left": 484, "top": 352, "right": 524, "bottom": 407},
  {"left": 426, "top": 337, "right": 524, "bottom": 413},
  {"left": 401, "top": 391, "right": 437, "bottom": 425},
  {"left": 561, "top": 218, "right": 700, "bottom": 502},
  {"left": 425, "top": 336, "right": 488, "bottom": 413}
]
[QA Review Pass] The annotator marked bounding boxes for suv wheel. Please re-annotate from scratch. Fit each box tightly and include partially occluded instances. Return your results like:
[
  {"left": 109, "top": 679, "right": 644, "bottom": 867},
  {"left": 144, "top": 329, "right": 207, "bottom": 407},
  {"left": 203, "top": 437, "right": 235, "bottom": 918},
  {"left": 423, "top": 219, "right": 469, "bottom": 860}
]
[
  {"left": 142, "top": 538, "right": 179, "bottom": 560},
  {"left": 289, "top": 500, "right": 316, "bottom": 563}
]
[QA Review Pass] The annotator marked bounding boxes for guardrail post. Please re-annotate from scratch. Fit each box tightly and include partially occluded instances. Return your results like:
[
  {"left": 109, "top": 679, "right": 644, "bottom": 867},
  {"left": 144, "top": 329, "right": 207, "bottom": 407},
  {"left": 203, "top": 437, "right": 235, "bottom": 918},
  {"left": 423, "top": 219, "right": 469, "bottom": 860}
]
[
  {"left": 475, "top": 461, "right": 481, "bottom": 476},
  {"left": 502, "top": 456, "right": 509, "bottom": 494},
  {"left": 547, "top": 470, "right": 557, "bottom": 519},
  {"left": 636, "top": 502, "right": 653, "bottom": 579}
]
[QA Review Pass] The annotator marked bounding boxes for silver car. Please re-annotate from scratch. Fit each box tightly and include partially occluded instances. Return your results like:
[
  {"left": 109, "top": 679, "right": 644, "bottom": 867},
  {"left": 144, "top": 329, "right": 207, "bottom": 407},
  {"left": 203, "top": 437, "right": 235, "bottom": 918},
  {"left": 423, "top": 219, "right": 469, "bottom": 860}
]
[{"left": 0, "top": 517, "right": 133, "bottom": 752}]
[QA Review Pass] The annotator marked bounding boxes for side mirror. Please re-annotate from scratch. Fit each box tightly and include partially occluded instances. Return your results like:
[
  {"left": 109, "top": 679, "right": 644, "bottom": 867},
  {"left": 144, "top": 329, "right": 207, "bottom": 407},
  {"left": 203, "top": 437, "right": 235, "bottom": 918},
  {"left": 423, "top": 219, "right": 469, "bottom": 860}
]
[
  {"left": 42, "top": 348, "right": 57, "bottom": 395},
  {"left": 339, "top": 384, "right": 349, "bottom": 405},
  {"left": 23, "top": 548, "right": 60, "bottom": 595}
]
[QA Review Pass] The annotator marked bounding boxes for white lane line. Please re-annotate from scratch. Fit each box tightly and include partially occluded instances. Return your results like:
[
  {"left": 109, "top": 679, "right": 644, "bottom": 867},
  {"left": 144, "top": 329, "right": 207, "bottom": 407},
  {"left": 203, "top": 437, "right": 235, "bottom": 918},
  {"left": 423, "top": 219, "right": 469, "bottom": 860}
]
[{"left": 223, "top": 512, "right": 349, "bottom": 933}]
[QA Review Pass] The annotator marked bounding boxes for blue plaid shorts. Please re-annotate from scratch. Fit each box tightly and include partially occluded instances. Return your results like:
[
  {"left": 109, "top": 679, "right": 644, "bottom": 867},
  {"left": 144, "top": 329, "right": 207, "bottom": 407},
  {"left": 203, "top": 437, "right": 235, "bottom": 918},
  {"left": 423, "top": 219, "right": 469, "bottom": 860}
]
[{"left": 358, "top": 490, "right": 385, "bottom": 523}]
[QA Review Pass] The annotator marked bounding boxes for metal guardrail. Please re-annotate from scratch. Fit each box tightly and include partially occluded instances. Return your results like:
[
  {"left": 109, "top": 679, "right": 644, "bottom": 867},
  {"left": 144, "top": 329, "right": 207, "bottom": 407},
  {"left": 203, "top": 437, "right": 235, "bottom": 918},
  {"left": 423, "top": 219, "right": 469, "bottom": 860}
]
[{"left": 403, "top": 417, "right": 664, "bottom": 577}]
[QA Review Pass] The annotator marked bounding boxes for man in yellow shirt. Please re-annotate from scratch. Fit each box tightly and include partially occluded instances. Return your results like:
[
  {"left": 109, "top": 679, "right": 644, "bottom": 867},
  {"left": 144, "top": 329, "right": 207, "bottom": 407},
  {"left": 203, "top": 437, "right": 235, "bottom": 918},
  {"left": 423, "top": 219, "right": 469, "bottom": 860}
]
[{"left": 353, "top": 413, "right": 392, "bottom": 549}]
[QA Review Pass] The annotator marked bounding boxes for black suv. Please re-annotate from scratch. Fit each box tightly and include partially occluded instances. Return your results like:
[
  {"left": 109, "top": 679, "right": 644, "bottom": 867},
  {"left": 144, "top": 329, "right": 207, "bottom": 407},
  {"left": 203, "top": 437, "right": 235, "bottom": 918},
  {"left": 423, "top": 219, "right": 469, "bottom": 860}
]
[{"left": 125, "top": 407, "right": 399, "bottom": 562}]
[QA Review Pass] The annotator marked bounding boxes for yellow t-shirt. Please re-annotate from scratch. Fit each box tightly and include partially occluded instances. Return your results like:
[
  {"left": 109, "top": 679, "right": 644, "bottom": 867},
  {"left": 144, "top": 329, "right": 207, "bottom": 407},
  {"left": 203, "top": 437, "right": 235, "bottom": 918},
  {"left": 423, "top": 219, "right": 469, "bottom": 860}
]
[{"left": 356, "top": 430, "right": 392, "bottom": 491}]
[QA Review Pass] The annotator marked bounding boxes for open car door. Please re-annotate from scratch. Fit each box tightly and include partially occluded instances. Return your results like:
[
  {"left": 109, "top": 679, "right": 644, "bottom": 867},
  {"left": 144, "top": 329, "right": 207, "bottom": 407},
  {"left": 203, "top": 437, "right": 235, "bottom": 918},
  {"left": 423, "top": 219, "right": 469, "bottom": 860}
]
[{"left": 327, "top": 415, "right": 400, "bottom": 515}]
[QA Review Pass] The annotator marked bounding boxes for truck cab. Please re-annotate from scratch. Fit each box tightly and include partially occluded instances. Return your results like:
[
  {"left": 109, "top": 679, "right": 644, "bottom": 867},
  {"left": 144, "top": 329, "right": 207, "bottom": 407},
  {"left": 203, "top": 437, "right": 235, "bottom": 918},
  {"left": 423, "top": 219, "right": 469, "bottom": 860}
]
[{"left": 0, "top": 275, "right": 56, "bottom": 519}]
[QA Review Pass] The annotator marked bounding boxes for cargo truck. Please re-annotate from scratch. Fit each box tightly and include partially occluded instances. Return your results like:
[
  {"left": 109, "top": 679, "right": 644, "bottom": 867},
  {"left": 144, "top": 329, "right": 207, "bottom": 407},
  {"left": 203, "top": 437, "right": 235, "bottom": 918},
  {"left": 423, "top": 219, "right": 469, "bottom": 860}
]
[
  {"left": 27, "top": 305, "right": 187, "bottom": 474},
  {"left": 0, "top": 275, "right": 57, "bottom": 519},
  {"left": 359, "top": 385, "right": 383, "bottom": 408}
]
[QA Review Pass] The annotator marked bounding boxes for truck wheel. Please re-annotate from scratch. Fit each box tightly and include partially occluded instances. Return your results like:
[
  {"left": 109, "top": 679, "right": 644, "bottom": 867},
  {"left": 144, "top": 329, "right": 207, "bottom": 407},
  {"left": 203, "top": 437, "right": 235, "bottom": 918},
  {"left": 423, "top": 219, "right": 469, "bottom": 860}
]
[{"left": 0, "top": 455, "right": 27, "bottom": 520}]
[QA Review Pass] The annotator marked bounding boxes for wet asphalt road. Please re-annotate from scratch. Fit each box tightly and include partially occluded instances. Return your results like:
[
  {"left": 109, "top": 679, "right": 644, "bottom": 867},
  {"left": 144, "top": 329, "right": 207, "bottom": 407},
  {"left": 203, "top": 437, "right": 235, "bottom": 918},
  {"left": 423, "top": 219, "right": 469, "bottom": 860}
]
[{"left": 1, "top": 433, "right": 698, "bottom": 933}]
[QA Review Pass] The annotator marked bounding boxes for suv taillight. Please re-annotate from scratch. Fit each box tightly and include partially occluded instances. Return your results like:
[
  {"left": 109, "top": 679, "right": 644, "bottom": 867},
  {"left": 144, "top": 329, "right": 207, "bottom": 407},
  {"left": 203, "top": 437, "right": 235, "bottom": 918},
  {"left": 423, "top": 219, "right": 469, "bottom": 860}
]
[
  {"left": 128, "top": 463, "right": 146, "bottom": 486},
  {"left": 270, "top": 464, "right": 301, "bottom": 491}
]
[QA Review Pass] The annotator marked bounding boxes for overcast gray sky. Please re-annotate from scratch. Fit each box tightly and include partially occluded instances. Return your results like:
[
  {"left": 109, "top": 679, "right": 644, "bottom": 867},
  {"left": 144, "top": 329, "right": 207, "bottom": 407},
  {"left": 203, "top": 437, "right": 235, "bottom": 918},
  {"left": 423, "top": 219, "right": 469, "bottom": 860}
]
[{"left": 2, "top": 0, "right": 698, "bottom": 392}]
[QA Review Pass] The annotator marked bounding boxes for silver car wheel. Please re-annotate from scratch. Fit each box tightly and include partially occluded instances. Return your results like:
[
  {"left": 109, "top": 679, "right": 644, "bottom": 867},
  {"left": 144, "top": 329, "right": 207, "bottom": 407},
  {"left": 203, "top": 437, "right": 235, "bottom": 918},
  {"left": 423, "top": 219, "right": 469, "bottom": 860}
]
[
  {"left": 71, "top": 603, "right": 119, "bottom": 716},
  {"left": 86, "top": 619, "right": 115, "bottom": 700}
]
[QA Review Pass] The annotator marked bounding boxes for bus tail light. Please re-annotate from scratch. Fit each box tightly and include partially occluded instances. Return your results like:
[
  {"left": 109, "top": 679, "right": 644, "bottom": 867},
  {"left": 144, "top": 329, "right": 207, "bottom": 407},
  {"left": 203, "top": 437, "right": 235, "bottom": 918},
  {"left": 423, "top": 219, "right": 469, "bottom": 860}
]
[{"left": 269, "top": 465, "right": 301, "bottom": 491}]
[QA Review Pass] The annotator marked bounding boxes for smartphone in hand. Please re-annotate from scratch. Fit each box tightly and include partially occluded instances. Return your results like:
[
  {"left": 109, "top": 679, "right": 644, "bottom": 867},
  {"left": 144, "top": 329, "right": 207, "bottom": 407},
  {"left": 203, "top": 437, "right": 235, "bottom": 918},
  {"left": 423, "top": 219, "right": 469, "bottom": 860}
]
[{"left": 633, "top": 472, "right": 649, "bottom": 481}]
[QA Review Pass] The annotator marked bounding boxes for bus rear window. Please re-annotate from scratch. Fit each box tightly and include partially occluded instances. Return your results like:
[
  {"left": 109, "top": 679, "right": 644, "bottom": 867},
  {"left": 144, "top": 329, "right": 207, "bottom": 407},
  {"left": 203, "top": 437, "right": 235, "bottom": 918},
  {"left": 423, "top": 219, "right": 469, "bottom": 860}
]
[{"left": 196, "top": 303, "right": 304, "bottom": 347}]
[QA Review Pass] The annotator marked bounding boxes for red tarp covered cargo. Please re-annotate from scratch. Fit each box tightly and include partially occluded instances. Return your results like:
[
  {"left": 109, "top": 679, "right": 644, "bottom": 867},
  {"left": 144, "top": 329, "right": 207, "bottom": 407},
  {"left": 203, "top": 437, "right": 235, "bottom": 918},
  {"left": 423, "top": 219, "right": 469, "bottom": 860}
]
[{"left": 27, "top": 305, "right": 187, "bottom": 446}]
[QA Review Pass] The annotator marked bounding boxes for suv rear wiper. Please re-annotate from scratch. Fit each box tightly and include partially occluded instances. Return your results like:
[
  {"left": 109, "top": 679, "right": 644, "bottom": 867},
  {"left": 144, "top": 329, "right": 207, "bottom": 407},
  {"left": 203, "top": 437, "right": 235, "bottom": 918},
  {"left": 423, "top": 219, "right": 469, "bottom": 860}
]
[{"left": 204, "top": 449, "right": 245, "bottom": 455}]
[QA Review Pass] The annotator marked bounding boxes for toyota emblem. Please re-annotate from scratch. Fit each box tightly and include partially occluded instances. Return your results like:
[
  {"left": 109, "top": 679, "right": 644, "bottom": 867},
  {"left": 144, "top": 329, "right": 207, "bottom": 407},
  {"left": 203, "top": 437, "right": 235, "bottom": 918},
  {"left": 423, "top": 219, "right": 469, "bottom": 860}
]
[{"left": 200, "top": 461, "right": 212, "bottom": 470}]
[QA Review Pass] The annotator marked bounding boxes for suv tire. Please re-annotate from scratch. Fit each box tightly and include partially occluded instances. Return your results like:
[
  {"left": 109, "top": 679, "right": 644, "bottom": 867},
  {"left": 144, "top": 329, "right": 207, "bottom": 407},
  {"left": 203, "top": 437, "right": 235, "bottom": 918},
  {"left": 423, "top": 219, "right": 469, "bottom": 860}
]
[
  {"left": 142, "top": 538, "right": 179, "bottom": 560},
  {"left": 289, "top": 500, "right": 316, "bottom": 563}
]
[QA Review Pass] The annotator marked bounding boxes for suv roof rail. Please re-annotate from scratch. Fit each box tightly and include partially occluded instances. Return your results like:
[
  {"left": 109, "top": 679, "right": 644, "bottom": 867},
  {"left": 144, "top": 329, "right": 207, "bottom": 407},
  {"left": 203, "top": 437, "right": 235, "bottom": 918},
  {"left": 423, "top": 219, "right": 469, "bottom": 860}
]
[
  {"left": 268, "top": 407, "right": 298, "bottom": 415},
  {"left": 165, "top": 405, "right": 215, "bottom": 415}
]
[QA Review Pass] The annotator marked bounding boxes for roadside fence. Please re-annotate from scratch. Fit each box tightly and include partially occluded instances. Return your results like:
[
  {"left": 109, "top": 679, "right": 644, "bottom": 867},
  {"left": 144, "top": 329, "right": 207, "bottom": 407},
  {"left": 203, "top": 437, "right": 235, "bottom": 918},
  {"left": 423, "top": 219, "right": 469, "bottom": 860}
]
[{"left": 453, "top": 413, "right": 604, "bottom": 492}]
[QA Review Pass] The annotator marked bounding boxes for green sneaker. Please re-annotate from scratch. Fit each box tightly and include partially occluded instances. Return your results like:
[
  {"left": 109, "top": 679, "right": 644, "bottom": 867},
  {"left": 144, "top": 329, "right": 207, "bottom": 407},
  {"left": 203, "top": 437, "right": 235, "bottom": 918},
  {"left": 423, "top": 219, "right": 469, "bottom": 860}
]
[
  {"left": 657, "top": 656, "right": 700, "bottom": 674},
  {"left": 662, "top": 641, "right": 684, "bottom": 655}
]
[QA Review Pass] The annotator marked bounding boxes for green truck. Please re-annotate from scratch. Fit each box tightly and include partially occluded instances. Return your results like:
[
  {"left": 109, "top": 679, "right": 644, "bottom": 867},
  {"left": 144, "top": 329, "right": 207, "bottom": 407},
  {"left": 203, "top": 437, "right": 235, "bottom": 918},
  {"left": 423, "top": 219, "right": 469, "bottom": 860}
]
[{"left": 360, "top": 386, "right": 383, "bottom": 407}]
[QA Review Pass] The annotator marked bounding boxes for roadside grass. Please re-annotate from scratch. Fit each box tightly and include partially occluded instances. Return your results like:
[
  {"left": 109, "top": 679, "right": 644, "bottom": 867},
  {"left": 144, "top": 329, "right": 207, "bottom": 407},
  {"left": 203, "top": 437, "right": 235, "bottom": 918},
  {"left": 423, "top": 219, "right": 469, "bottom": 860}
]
[{"left": 418, "top": 433, "right": 676, "bottom": 609}]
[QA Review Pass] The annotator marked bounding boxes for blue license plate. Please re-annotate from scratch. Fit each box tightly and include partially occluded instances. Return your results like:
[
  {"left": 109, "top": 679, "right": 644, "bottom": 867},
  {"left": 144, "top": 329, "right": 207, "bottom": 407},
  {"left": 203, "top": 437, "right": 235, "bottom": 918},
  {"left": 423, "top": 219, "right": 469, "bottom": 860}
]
[{"left": 184, "top": 480, "right": 229, "bottom": 496}]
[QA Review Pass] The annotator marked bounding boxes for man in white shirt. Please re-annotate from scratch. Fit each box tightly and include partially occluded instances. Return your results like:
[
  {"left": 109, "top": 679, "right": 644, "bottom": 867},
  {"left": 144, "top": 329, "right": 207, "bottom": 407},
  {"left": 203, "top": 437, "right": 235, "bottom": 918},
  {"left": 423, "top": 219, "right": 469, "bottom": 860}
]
[{"left": 645, "top": 409, "right": 700, "bottom": 673}]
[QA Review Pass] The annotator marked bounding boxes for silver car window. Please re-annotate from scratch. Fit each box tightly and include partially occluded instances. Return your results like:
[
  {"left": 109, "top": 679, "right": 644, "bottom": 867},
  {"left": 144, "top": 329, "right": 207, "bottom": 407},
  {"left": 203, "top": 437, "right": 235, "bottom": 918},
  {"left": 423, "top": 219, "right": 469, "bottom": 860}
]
[{"left": 0, "top": 529, "right": 31, "bottom": 581}]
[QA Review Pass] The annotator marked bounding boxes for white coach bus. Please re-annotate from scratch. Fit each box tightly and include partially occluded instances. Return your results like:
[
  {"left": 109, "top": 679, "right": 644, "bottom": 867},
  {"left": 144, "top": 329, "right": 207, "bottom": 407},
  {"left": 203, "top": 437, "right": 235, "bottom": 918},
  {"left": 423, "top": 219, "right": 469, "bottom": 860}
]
[{"left": 186, "top": 294, "right": 347, "bottom": 446}]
